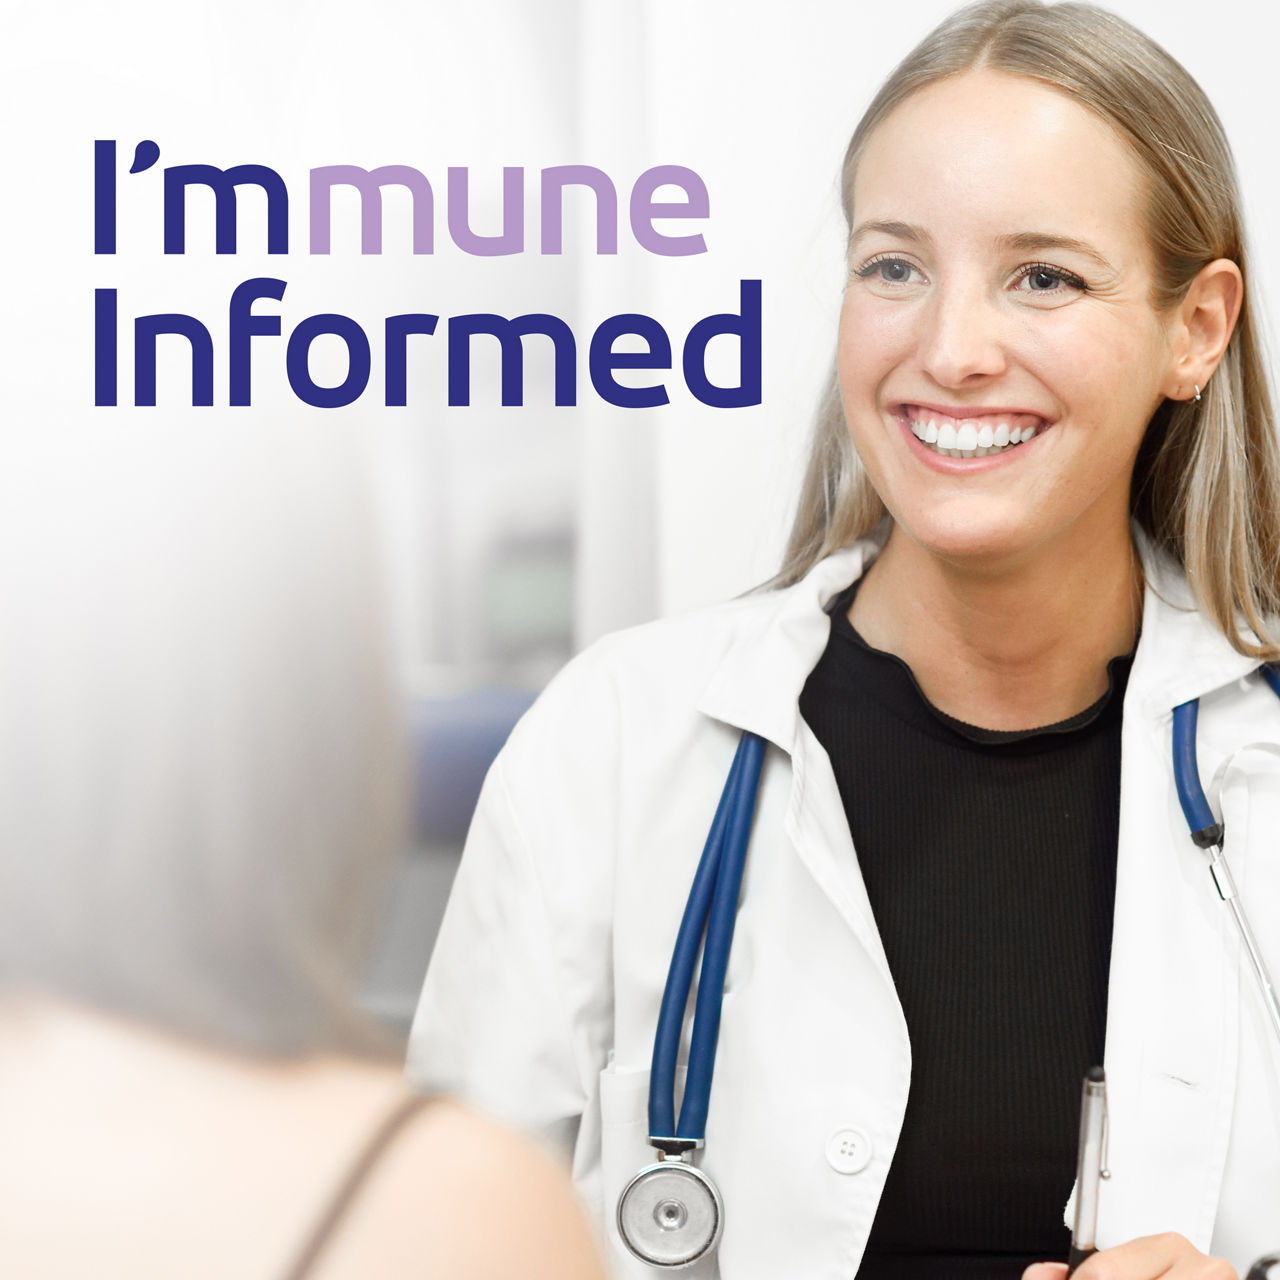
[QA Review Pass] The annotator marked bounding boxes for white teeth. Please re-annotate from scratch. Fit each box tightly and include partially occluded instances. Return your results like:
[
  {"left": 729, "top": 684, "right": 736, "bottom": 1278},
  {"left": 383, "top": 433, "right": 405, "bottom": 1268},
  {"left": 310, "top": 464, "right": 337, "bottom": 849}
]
[{"left": 905, "top": 409, "right": 1043, "bottom": 459}]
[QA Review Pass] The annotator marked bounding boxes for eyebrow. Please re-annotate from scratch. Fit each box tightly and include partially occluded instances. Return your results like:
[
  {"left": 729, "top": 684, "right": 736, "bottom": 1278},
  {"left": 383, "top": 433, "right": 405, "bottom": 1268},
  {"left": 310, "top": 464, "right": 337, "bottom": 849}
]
[
  {"left": 998, "top": 231, "right": 1116, "bottom": 274},
  {"left": 847, "top": 221, "right": 1118, "bottom": 274},
  {"left": 848, "top": 220, "right": 929, "bottom": 251}
]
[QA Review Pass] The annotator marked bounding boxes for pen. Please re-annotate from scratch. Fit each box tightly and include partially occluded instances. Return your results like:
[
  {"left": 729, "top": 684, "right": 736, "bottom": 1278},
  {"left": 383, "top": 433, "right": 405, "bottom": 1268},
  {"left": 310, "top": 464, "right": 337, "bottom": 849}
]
[{"left": 1067, "top": 1065, "right": 1109, "bottom": 1275}]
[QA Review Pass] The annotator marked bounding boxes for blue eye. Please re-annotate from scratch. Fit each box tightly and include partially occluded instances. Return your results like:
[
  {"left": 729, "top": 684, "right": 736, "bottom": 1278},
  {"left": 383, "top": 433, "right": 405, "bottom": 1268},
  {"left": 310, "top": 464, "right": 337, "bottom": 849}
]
[
  {"left": 856, "top": 256, "right": 918, "bottom": 284},
  {"left": 1015, "top": 263, "right": 1088, "bottom": 294}
]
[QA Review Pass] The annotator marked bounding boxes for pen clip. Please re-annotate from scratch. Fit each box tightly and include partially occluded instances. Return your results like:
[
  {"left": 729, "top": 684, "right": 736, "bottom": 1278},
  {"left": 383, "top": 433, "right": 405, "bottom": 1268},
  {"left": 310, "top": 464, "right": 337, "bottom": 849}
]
[{"left": 1100, "top": 1080, "right": 1111, "bottom": 1181}]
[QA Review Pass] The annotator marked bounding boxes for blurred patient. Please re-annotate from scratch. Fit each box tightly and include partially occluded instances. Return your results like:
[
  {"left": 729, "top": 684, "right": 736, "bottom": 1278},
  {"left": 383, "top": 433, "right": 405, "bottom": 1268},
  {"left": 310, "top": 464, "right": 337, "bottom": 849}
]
[{"left": 0, "top": 426, "right": 603, "bottom": 1280}]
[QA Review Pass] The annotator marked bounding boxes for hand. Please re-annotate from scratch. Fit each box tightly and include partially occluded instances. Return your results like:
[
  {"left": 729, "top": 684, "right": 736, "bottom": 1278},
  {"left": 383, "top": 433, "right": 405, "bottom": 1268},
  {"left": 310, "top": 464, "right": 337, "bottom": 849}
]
[{"left": 1023, "top": 1233, "right": 1236, "bottom": 1280}]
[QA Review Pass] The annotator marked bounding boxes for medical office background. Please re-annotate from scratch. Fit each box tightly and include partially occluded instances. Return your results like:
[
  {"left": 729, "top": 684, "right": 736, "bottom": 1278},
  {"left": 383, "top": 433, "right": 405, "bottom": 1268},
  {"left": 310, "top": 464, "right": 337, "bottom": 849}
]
[{"left": 5, "top": 0, "right": 1279, "bottom": 1038}]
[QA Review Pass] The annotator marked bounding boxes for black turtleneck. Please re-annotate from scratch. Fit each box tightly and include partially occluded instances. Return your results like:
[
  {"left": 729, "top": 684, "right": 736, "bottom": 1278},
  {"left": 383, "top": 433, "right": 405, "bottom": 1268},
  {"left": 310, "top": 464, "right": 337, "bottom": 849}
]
[{"left": 798, "top": 580, "right": 1131, "bottom": 1279}]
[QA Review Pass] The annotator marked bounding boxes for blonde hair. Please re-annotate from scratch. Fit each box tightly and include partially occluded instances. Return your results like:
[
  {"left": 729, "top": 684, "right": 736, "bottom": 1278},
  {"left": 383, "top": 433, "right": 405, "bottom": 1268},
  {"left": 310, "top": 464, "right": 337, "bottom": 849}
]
[{"left": 778, "top": 0, "right": 1280, "bottom": 659}]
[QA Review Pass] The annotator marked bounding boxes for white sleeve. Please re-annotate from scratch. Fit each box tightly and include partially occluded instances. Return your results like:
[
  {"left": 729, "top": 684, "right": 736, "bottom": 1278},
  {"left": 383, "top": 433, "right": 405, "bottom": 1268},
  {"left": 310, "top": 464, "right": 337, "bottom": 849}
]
[{"left": 405, "top": 660, "right": 621, "bottom": 1160}]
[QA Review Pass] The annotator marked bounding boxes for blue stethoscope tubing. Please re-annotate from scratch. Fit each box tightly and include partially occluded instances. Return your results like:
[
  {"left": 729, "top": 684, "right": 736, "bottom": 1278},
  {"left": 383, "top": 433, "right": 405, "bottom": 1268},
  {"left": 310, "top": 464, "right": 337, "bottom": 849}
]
[
  {"left": 648, "top": 730, "right": 766, "bottom": 1144},
  {"left": 1173, "top": 669, "right": 1280, "bottom": 1048},
  {"left": 617, "top": 732, "right": 765, "bottom": 1267}
]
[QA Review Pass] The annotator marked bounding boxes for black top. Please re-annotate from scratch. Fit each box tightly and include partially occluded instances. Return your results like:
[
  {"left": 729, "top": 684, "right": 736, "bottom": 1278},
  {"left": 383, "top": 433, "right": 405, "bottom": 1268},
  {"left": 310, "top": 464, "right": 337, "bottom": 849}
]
[{"left": 798, "top": 580, "right": 1132, "bottom": 1279}]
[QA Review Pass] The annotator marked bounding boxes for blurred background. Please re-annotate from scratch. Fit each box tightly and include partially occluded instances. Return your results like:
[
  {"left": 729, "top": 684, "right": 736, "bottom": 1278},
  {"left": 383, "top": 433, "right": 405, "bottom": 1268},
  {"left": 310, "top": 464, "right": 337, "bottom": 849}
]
[{"left": 6, "top": 0, "right": 1278, "bottom": 1039}]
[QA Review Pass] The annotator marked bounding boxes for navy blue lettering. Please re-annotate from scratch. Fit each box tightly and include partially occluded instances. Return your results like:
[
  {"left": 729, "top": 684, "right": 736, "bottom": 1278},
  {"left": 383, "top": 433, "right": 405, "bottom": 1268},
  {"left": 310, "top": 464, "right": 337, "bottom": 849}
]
[
  {"left": 447, "top": 313, "right": 576, "bottom": 406},
  {"left": 384, "top": 314, "right": 440, "bottom": 406},
  {"left": 228, "top": 278, "right": 286, "bottom": 406},
  {"left": 94, "top": 288, "right": 117, "bottom": 406},
  {"left": 682, "top": 279, "right": 762, "bottom": 409},
  {"left": 164, "top": 163, "right": 289, "bottom": 254},
  {"left": 134, "top": 312, "right": 215, "bottom": 406},
  {"left": 285, "top": 314, "right": 372, "bottom": 408},
  {"left": 588, "top": 314, "right": 671, "bottom": 408}
]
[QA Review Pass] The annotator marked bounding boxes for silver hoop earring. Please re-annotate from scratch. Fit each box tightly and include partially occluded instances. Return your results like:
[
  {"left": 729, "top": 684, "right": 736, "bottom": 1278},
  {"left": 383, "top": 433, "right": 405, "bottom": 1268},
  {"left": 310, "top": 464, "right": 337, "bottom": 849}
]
[{"left": 1194, "top": 383, "right": 1202, "bottom": 403}]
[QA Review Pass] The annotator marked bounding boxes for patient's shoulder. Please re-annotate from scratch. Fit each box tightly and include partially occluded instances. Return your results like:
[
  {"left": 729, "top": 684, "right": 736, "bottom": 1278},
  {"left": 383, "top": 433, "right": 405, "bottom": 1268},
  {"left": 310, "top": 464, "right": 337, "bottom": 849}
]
[{"left": 309, "top": 1094, "right": 605, "bottom": 1280}]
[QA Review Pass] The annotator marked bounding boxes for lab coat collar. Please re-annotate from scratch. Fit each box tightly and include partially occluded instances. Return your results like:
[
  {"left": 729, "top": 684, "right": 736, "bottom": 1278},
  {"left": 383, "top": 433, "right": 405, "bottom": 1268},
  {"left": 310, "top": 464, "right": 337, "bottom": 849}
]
[
  {"left": 696, "top": 524, "right": 1267, "bottom": 749},
  {"left": 695, "top": 539, "right": 881, "bottom": 753},
  {"left": 1129, "top": 527, "right": 1266, "bottom": 717}
]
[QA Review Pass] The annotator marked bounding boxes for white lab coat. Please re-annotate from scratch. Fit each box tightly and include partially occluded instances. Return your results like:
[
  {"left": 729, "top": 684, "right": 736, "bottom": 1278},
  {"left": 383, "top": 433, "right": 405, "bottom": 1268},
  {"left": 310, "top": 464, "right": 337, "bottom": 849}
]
[{"left": 408, "top": 536, "right": 1280, "bottom": 1278}]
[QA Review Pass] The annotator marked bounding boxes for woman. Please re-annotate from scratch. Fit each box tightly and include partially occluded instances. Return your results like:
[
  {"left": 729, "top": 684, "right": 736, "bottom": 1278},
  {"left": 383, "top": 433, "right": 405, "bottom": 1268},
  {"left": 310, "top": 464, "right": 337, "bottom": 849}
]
[
  {"left": 0, "top": 425, "right": 604, "bottom": 1280},
  {"left": 409, "top": 2, "right": 1280, "bottom": 1276}
]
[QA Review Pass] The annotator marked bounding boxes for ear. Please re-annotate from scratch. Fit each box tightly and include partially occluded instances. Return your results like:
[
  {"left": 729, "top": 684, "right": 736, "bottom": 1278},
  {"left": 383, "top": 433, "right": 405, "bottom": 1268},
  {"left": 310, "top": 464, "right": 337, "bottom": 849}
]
[{"left": 1161, "top": 258, "right": 1243, "bottom": 401}]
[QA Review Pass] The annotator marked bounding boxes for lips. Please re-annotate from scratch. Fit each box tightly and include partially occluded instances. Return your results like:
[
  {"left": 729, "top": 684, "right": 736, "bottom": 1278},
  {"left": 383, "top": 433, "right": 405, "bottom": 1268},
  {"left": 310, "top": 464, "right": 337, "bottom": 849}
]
[{"left": 897, "top": 404, "right": 1050, "bottom": 458}]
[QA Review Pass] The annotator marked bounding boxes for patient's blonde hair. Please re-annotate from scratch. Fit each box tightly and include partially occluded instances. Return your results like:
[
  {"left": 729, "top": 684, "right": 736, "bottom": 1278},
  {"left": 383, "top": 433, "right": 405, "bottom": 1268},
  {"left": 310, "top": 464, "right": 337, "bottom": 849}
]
[{"left": 778, "top": 0, "right": 1280, "bottom": 658}]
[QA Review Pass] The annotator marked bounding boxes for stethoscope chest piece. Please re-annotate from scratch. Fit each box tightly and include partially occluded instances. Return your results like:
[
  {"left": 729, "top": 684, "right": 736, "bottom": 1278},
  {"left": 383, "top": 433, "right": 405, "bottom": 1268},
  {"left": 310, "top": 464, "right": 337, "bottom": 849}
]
[{"left": 617, "top": 1158, "right": 723, "bottom": 1268}]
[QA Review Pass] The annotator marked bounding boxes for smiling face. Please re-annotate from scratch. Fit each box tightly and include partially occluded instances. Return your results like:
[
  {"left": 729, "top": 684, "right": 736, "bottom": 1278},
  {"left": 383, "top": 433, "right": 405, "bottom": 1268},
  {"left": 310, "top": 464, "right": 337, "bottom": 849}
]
[{"left": 839, "top": 69, "right": 1184, "bottom": 568}]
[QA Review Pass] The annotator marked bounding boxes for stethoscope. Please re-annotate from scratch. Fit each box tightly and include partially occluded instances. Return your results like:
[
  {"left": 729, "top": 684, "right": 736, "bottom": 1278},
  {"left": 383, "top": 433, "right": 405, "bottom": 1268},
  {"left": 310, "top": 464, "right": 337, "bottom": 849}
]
[
  {"left": 616, "top": 669, "right": 1280, "bottom": 1270},
  {"left": 1172, "top": 666, "right": 1280, "bottom": 1048}
]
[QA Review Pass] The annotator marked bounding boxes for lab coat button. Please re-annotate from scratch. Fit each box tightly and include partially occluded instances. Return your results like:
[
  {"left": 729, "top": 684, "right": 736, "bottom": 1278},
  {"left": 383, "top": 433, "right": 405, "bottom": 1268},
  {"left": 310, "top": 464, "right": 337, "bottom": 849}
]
[{"left": 825, "top": 1127, "right": 873, "bottom": 1174}]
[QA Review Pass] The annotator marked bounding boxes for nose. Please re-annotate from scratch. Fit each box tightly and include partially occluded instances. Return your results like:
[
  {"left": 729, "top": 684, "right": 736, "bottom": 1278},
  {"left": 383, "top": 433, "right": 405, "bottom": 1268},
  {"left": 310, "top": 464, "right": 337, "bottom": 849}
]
[{"left": 916, "top": 278, "right": 1008, "bottom": 388}]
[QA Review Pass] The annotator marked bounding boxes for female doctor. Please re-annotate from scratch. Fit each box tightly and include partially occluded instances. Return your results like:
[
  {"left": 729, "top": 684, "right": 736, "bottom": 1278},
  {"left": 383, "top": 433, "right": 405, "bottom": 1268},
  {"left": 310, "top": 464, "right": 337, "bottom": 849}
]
[{"left": 409, "top": 2, "right": 1280, "bottom": 1276}]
